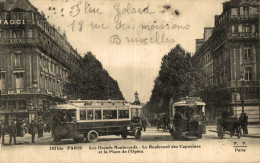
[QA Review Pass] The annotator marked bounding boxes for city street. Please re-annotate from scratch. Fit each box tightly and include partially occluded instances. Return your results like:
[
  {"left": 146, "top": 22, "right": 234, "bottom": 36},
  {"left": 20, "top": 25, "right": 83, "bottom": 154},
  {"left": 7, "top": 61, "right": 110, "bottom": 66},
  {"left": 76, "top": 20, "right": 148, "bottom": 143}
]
[{"left": 1, "top": 126, "right": 259, "bottom": 163}]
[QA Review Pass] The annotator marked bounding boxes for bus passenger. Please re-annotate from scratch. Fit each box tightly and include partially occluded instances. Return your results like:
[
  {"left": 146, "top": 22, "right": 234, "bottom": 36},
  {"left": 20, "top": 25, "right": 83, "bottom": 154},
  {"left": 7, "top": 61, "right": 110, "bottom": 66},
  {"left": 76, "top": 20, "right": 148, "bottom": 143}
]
[
  {"left": 174, "top": 110, "right": 183, "bottom": 132},
  {"left": 186, "top": 111, "right": 192, "bottom": 131}
]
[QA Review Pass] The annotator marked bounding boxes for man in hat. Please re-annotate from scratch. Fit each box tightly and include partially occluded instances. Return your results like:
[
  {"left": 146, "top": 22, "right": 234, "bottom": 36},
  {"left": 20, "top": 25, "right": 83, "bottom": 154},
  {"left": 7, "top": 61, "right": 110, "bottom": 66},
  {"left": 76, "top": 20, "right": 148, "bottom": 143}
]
[
  {"left": 141, "top": 117, "right": 148, "bottom": 132},
  {"left": 29, "top": 120, "right": 38, "bottom": 143},
  {"left": 8, "top": 120, "right": 17, "bottom": 145},
  {"left": 240, "top": 113, "right": 248, "bottom": 135},
  {"left": 38, "top": 120, "right": 44, "bottom": 138},
  {"left": 1, "top": 122, "right": 6, "bottom": 145}
]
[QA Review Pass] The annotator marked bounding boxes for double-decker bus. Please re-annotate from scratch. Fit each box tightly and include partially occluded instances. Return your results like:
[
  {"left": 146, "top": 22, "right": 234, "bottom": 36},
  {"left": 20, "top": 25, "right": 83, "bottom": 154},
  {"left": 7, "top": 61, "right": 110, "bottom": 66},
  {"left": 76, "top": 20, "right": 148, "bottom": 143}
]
[{"left": 50, "top": 100, "right": 142, "bottom": 143}]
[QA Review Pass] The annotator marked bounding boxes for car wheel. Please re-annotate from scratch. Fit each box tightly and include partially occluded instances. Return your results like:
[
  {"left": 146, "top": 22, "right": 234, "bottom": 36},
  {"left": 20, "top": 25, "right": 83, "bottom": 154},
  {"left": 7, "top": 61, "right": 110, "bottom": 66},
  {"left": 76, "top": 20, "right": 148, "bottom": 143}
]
[
  {"left": 135, "top": 129, "right": 141, "bottom": 139},
  {"left": 87, "top": 130, "right": 99, "bottom": 143}
]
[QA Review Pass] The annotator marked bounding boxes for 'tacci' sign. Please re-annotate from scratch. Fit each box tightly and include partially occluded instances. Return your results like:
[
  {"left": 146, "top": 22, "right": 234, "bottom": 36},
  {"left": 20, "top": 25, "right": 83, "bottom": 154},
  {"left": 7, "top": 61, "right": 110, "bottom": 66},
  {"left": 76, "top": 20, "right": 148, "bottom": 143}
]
[{"left": 0, "top": 19, "right": 25, "bottom": 25}]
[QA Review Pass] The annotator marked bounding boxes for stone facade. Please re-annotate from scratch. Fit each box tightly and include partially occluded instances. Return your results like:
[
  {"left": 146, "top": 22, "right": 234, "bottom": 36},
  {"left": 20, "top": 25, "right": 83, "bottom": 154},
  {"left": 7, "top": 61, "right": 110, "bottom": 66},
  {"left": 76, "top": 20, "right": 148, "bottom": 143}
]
[
  {"left": 0, "top": 0, "right": 82, "bottom": 123},
  {"left": 193, "top": 0, "right": 260, "bottom": 123}
]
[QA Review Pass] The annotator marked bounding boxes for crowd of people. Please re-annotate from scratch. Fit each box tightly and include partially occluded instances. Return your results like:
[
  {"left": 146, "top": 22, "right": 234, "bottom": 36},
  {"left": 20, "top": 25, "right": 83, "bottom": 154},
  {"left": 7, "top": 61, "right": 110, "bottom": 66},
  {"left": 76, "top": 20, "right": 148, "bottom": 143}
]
[{"left": 0, "top": 119, "right": 51, "bottom": 145}]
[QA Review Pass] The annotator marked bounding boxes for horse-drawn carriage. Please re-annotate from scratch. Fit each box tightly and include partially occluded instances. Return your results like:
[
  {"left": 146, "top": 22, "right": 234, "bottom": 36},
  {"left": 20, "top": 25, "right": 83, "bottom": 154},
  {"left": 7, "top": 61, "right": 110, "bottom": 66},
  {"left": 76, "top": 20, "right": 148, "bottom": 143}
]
[{"left": 217, "top": 117, "right": 241, "bottom": 139}]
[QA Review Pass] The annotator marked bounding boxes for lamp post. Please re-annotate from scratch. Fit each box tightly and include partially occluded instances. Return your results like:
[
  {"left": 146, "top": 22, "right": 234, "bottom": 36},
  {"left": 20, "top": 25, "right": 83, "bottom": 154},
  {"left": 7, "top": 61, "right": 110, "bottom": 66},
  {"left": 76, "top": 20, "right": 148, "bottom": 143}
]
[
  {"left": 240, "top": 66, "right": 245, "bottom": 114},
  {"left": 32, "top": 80, "right": 38, "bottom": 121}
]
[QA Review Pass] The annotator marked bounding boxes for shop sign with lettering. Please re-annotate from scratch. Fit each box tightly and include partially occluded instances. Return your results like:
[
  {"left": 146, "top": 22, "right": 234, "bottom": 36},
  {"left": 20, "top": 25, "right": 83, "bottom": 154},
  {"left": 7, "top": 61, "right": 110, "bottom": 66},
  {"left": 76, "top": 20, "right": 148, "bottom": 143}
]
[{"left": 0, "top": 19, "right": 25, "bottom": 25}]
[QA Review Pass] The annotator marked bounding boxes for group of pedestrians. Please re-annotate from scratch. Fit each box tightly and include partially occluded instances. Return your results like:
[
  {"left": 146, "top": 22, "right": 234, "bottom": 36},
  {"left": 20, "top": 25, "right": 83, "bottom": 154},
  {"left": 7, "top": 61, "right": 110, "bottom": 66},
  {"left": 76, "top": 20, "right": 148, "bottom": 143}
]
[
  {"left": 0, "top": 119, "right": 46, "bottom": 145},
  {"left": 0, "top": 121, "right": 17, "bottom": 145}
]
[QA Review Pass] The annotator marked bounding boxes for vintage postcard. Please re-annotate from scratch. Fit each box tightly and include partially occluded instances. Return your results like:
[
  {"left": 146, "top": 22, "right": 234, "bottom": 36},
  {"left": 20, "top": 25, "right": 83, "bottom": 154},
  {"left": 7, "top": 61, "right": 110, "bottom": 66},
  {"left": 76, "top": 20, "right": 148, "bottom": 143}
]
[{"left": 0, "top": 0, "right": 259, "bottom": 162}]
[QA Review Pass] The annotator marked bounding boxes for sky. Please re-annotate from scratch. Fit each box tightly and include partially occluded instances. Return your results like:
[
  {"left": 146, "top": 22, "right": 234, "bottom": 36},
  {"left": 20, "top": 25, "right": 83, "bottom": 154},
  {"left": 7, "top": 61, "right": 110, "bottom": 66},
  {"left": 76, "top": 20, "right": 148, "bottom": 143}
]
[{"left": 27, "top": 0, "right": 227, "bottom": 103}]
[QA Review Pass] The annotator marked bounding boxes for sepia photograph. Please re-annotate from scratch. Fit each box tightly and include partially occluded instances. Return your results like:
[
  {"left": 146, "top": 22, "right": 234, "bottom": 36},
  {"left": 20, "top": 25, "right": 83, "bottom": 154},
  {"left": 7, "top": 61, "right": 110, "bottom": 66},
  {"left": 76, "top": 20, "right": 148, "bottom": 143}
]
[{"left": 0, "top": 0, "right": 259, "bottom": 162}]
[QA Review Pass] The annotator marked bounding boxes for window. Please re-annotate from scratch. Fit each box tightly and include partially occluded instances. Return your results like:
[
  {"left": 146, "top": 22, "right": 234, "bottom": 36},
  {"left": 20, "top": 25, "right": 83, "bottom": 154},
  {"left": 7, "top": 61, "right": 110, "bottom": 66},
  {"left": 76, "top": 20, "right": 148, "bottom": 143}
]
[
  {"left": 13, "top": 30, "right": 22, "bottom": 38},
  {"left": 238, "top": 24, "right": 242, "bottom": 32},
  {"left": 245, "top": 67, "right": 253, "bottom": 81},
  {"left": 244, "top": 7, "right": 249, "bottom": 16},
  {"left": 118, "top": 110, "right": 129, "bottom": 119},
  {"left": 244, "top": 47, "right": 252, "bottom": 60},
  {"left": 80, "top": 110, "right": 86, "bottom": 120},
  {"left": 252, "top": 24, "right": 256, "bottom": 33},
  {"left": 0, "top": 72, "right": 6, "bottom": 90},
  {"left": 27, "top": 29, "right": 32, "bottom": 38},
  {"left": 243, "top": 25, "right": 250, "bottom": 33},
  {"left": 18, "top": 101, "right": 26, "bottom": 110},
  {"left": 0, "top": 72, "right": 5, "bottom": 79},
  {"left": 0, "top": 30, "right": 4, "bottom": 38},
  {"left": 103, "top": 110, "right": 117, "bottom": 119},
  {"left": 15, "top": 73, "right": 24, "bottom": 89},
  {"left": 14, "top": 54, "right": 21, "bottom": 67},
  {"left": 95, "top": 110, "right": 101, "bottom": 120},
  {"left": 12, "top": 13, "right": 23, "bottom": 20},
  {"left": 87, "top": 110, "right": 93, "bottom": 120},
  {"left": 231, "top": 8, "right": 238, "bottom": 16}
]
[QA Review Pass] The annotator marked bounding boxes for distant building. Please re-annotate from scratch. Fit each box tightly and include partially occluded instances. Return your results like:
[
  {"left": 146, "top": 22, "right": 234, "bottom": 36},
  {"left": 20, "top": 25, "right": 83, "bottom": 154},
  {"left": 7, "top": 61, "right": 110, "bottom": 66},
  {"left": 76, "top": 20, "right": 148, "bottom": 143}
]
[
  {"left": 0, "top": 0, "right": 82, "bottom": 123},
  {"left": 192, "top": 0, "right": 260, "bottom": 123}
]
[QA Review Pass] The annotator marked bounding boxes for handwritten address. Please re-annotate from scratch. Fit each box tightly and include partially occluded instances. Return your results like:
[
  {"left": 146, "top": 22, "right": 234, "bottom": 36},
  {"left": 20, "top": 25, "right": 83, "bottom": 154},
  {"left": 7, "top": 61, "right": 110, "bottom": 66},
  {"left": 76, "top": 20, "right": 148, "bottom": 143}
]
[{"left": 67, "top": 1, "right": 190, "bottom": 45}]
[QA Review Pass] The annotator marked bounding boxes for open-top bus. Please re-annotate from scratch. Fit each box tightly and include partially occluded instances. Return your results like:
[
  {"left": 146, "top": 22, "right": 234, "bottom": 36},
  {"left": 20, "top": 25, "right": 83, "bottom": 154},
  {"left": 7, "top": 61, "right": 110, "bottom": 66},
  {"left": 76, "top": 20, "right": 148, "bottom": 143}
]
[
  {"left": 50, "top": 100, "right": 142, "bottom": 143},
  {"left": 169, "top": 97, "right": 206, "bottom": 139}
]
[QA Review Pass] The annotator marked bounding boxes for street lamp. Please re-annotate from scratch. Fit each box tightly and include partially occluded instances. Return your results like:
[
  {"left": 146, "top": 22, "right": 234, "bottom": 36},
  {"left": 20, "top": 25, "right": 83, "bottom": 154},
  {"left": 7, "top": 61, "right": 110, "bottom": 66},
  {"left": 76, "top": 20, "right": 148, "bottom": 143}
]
[
  {"left": 32, "top": 80, "right": 38, "bottom": 121},
  {"left": 240, "top": 66, "right": 245, "bottom": 114}
]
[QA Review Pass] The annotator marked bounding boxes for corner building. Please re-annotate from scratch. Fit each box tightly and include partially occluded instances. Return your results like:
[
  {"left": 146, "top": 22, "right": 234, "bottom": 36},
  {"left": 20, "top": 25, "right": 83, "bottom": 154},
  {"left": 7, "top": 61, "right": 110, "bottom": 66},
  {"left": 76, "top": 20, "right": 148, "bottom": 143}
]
[
  {"left": 0, "top": 0, "right": 82, "bottom": 123},
  {"left": 193, "top": 0, "right": 260, "bottom": 123}
]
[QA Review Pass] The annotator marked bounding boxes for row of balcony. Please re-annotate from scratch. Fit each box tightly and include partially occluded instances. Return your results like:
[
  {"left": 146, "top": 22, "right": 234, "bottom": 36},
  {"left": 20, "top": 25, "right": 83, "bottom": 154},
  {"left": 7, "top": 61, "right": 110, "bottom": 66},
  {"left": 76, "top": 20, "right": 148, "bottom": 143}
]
[
  {"left": 229, "top": 14, "right": 259, "bottom": 21},
  {"left": 227, "top": 32, "right": 259, "bottom": 39},
  {"left": 194, "top": 31, "right": 259, "bottom": 59},
  {"left": 0, "top": 88, "right": 64, "bottom": 98},
  {"left": 0, "top": 37, "right": 74, "bottom": 69}
]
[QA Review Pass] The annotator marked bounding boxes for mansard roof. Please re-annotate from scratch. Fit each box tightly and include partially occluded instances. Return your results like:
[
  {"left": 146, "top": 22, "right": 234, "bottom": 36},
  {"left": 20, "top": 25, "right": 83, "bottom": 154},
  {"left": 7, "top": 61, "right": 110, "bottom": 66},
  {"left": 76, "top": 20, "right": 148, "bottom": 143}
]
[{"left": 0, "top": 0, "right": 38, "bottom": 12}]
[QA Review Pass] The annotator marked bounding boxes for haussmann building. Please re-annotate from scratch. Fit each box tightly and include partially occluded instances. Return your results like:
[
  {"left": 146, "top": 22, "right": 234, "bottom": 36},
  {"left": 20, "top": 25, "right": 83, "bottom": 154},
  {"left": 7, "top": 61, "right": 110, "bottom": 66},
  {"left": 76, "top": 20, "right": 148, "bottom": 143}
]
[
  {"left": 0, "top": 0, "right": 82, "bottom": 123},
  {"left": 192, "top": 0, "right": 260, "bottom": 124}
]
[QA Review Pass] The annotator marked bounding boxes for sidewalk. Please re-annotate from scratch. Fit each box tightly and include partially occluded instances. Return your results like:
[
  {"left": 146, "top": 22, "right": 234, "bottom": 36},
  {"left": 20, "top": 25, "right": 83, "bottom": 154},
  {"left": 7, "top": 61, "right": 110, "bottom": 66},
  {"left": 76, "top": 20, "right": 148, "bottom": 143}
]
[
  {"left": 0, "top": 132, "right": 53, "bottom": 145},
  {"left": 207, "top": 125, "right": 260, "bottom": 138}
]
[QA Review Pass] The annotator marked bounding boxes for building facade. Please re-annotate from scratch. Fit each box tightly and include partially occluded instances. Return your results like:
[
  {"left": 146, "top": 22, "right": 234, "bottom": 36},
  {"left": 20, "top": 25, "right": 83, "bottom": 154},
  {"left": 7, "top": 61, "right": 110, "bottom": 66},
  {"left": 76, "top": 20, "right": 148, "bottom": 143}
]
[
  {"left": 192, "top": 0, "right": 260, "bottom": 123},
  {"left": 0, "top": 0, "right": 82, "bottom": 123}
]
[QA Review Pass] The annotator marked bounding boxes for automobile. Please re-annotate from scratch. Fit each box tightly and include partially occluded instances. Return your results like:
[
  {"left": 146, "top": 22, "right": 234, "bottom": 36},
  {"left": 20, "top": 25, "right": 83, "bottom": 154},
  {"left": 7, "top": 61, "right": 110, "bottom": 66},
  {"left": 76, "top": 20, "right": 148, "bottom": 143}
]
[
  {"left": 50, "top": 100, "right": 142, "bottom": 143},
  {"left": 169, "top": 97, "right": 207, "bottom": 139}
]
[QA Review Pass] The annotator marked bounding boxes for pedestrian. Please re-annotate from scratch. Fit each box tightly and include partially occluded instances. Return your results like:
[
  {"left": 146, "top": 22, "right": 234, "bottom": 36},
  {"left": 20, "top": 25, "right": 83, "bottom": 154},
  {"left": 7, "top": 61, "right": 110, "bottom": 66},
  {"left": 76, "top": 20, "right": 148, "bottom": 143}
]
[
  {"left": 1, "top": 122, "right": 6, "bottom": 145},
  {"left": 16, "top": 119, "right": 24, "bottom": 137},
  {"left": 46, "top": 123, "right": 51, "bottom": 133},
  {"left": 141, "top": 118, "right": 148, "bottom": 132},
  {"left": 174, "top": 110, "right": 183, "bottom": 132},
  {"left": 0, "top": 122, "right": 2, "bottom": 142},
  {"left": 240, "top": 113, "right": 248, "bottom": 135},
  {"left": 9, "top": 121, "right": 17, "bottom": 145},
  {"left": 38, "top": 120, "right": 44, "bottom": 138},
  {"left": 163, "top": 116, "right": 168, "bottom": 132},
  {"left": 29, "top": 121, "right": 38, "bottom": 143}
]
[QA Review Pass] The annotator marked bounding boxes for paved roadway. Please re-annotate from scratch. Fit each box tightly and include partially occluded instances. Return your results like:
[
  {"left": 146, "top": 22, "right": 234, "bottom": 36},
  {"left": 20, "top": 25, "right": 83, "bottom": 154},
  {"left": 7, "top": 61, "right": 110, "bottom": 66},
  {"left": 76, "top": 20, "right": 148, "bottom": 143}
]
[{"left": 0, "top": 126, "right": 259, "bottom": 163}]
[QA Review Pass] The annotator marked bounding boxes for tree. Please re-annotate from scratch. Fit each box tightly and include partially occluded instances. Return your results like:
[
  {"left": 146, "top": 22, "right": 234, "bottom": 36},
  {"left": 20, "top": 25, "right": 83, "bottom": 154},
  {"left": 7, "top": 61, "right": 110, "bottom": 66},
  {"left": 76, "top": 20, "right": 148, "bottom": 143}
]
[
  {"left": 148, "top": 44, "right": 206, "bottom": 113},
  {"left": 63, "top": 52, "right": 124, "bottom": 100}
]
